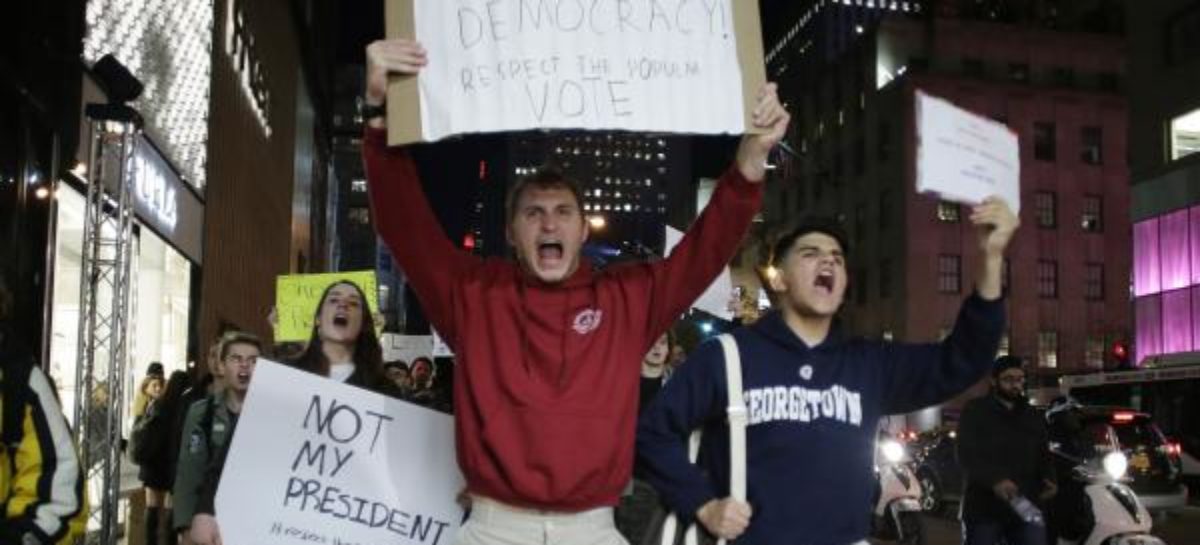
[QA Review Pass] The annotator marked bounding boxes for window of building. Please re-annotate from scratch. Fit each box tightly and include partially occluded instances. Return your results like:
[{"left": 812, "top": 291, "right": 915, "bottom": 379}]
[
  {"left": 937, "top": 201, "right": 960, "bottom": 222},
  {"left": 1085, "top": 263, "right": 1104, "bottom": 300},
  {"left": 1038, "top": 260, "right": 1058, "bottom": 298},
  {"left": 1085, "top": 335, "right": 1105, "bottom": 368},
  {"left": 963, "top": 58, "right": 984, "bottom": 77},
  {"left": 880, "top": 259, "right": 892, "bottom": 299},
  {"left": 1171, "top": 107, "right": 1200, "bottom": 161},
  {"left": 1081, "top": 126, "right": 1103, "bottom": 165},
  {"left": 1097, "top": 72, "right": 1119, "bottom": 92},
  {"left": 997, "top": 333, "right": 1011, "bottom": 357},
  {"left": 348, "top": 207, "right": 371, "bottom": 226},
  {"left": 1168, "top": 5, "right": 1200, "bottom": 66},
  {"left": 1035, "top": 191, "right": 1057, "bottom": 228},
  {"left": 350, "top": 179, "right": 367, "bottom": 193},
  {"left": 1038, "top": 331, "right": 1059, "bottom": 368},
  {"left": 1082, "top": 195, "right": 1103, "bottom": 232},
  {"left": 1053, "top": 67, "right": 1075, "bottom": 87},
  {"left": 879, "top": 190, "right": 891, "bottom": 231},
  {"left": 937, "top": 254, "right": 961, "bottom": 294},
  {"left": 1008, "top": 63, "right": 1030, "bottom": 83},
  {"left": 1034, "top": 122, "right": 1056, "bottom": 161}
]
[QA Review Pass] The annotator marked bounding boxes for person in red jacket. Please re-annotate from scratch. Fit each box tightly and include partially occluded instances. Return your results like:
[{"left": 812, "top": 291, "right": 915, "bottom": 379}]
[{"left": 363, "top": 38, "right": 788, "bottom": 544}]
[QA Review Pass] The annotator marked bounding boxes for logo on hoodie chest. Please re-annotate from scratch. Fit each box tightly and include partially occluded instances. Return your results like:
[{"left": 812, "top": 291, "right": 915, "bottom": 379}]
[{"left": 572, "top": 308, "right": 604, "bottom": 335}]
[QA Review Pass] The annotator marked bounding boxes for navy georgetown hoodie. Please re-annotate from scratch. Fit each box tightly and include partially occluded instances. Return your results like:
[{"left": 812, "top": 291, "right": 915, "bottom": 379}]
[{"left": 636, "top": 293, "right": 1004, "bottom": 545}]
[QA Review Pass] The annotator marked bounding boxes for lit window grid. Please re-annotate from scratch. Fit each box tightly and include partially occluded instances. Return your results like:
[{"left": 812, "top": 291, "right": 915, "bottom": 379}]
[
  {"left": 84, "top": 0, "right": 213, "bottom": 189},
  {"left": 1037, "top": 331, "right": 1059, "bottom": 368}
]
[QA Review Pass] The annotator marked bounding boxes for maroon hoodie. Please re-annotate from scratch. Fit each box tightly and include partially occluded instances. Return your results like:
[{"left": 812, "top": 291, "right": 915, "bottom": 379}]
[{"left": 363, "top": 127, "right": 762, "bottom": 510}]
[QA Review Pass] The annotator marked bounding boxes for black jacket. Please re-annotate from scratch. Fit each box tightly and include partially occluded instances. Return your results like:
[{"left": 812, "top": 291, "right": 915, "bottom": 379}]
[{"left": 957, "top": 394, "right": 1056, "bottom": 522}]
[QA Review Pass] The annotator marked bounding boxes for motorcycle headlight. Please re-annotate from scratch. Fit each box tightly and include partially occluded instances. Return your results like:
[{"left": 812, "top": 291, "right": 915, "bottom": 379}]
[
  {"left": 881, "top": 439, "right": 905, "bottom": 463},
  {"left": 1103, "top": 451, "right": 1128, "bottom": 480}
]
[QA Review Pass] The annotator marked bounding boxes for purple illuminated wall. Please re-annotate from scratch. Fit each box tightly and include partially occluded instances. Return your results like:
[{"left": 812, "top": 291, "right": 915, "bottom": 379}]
[
  {"left": 1133, "top": 205, "right": 1200, "bottom": 364},
  {"left": 1134, "top": 219, "right": 1160, "bottom": 297}
]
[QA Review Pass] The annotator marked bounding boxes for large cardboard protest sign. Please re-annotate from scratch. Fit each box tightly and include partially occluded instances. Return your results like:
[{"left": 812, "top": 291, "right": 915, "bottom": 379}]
[
  {"left": 915, "top": 90, "right": 1021, "bottom": 214},
  {"left": 215, "top": 360, "right": 464, "bottom": 545},
  {"left": 275, "top": 271, "right": 380, "bottom": 342},
  {"left": 386, "top": 0, "right": 766, "bottom": 144}
]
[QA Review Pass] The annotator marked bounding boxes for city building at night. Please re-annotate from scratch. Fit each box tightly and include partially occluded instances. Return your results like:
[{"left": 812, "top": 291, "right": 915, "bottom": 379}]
[
  {"left": 761, "top": 0, "right": 1130, "bottom": 387},
  {"left": 1127, "top": 0, "right": 1200, "bottom": 366}
]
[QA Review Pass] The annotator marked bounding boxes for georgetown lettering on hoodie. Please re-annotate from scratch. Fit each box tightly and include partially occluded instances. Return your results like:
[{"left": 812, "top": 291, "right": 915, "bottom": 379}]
[
  {"left": 362, "top": 127, "right": 763, "bottom": 510},
  {"left": 637, "top": 293, "right": 1004, "bottom": 545}
]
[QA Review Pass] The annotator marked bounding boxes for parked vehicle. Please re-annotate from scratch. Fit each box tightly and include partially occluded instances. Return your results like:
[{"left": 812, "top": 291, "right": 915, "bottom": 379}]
[
  {"left": 1045, "top": 399, "right": 1169, "bottom": 545},
  {"left": 872, "top": 435, "right": 926, "bottom": 545},
  {"left": 909, "top": 425, "right": 963, "bottom": 515}
]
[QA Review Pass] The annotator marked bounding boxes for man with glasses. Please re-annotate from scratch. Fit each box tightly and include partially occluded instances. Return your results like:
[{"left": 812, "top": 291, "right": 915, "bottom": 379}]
[{"left": 958, "top": 355, "right": 1057, "bottom": 545}]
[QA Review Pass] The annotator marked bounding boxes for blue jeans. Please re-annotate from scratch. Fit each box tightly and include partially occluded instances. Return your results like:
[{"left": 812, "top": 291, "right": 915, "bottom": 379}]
[{"left": 962, "top": 519, "right": 1047, "bottom": 545}]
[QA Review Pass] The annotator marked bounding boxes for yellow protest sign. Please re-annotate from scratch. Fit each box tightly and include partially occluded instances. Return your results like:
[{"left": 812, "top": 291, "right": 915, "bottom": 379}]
[{"left": 275, "top": 271, "right": 380, "bottom": 342}]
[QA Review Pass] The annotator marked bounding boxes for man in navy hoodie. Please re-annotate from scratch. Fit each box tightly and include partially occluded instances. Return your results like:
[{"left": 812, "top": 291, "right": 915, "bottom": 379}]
[{"left": 637, "top": 201, "right": 1018, "bottom": 545}]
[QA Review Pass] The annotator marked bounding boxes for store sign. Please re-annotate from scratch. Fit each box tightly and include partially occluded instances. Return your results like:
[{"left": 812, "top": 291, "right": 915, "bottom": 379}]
[
  {"left": 226, "top": 0, "right": 272, "bottom": 136},
  {"left": 130, "top": 138, "right": 205, "bottom": 264},
  {"left": 134, "top": 152, "right": 178, "bottom": 231}
]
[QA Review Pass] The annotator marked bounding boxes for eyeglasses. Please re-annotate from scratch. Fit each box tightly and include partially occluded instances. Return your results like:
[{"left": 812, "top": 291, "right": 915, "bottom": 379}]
[{"left": 997, "top": 375, "right": 1026, "bottom": 384}]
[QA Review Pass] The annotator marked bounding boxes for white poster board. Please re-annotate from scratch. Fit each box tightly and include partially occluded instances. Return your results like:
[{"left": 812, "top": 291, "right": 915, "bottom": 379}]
[
  {"left": 215, "top": 360, "right": 464, "bottom": 545},
  {"left": 382, "top": 334, "right": 435, "bottom": 364},
  {"left": 666, "top": 225, "right": 734, "bottom": 320},
  {"left": 915, "top": 90, "right": 1020, "bottom": 214},
  {"left": 387, "top": 0, "right": 766, "bottom": 143}
]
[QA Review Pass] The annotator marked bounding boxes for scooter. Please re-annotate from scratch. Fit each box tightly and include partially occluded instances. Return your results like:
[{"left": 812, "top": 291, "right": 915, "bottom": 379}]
[
  {"left": 1046, "top": 448, "right": 1165, "bottom": 545},
  {"left": 872, "top": 437, "right": 926, "bottom": 545}
]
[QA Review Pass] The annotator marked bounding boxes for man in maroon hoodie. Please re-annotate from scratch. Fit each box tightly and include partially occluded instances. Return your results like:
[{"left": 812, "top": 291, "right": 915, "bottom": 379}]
[{"left": 363, "top": 38, "right": 788, "bottom": 544}]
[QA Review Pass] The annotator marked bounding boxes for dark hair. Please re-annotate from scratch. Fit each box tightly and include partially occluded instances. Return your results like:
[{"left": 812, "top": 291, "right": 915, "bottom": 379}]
[
  {"left": 147, "top": 362, "right": 165, "bottom": 377},
  {"left": 770, "top": 216, "right": 851, "bottom": 267},
  {"left": 411, "top": 357, "right": 433, "bottom": 373},
  {"left": 992, "top": 355, "right": 1025, "bottom": 377},
  {"left": 161, "top": 371, "right": 191, "bottom": 406},
  {"left": 384, "top": 360, "right": 409, "bottom": 372},
  {"left": 504, "top": 166, "right": 585, "bottom": 224},
  {"left": 293, "top": 280, "right": 386, "bottom": 390},
  {"left": 219, "top": 331, "right": 263, "bottom": 360}
]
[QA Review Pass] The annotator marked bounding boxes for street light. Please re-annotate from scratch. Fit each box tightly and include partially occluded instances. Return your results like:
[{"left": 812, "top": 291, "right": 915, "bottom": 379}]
[{"left": 588, "top": 215, "right": 607, "bottom": 230}]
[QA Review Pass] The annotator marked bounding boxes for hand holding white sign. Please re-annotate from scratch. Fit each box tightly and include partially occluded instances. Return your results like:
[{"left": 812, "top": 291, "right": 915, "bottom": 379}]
[
  {"left": 915, "top": 90, "right": 1020, "bottom": 214},
  {"left": 378, "top": 0, "right": 766, "bottom": 144},
  {"left": 215, "top": 361, "right": 464, "bottom": 545}
]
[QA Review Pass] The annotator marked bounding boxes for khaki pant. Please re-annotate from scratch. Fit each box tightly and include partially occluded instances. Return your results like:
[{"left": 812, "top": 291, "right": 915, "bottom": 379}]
[{"left": 455, "top": 496, "right": 629, "bottom": 545}]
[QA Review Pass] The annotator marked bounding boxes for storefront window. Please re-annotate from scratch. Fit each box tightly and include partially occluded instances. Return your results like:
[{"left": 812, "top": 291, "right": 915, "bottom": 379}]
[
  {"left": 48, "top": 185, "right": 192, "bottom": 426},
  {"left": 1173, "top": 108, "right": 1200, "bottom": 161}
]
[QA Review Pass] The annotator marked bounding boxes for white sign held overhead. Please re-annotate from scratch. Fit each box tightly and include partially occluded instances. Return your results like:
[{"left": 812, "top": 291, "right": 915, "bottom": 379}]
[
  {"left": 382, "top": 334, "right": 435, "bottom": 364},
  {"left": 215, "top": 360, "right": 464, "bottom": 545},
  {"left": 665, "top": 225, "right": 734, "bottom": 321},
  {"left": 385, "top": 0, "right": 767, "bottom": 144},
  {"left": 915, "top": 90, "right": 1020, "bottom": 214}
]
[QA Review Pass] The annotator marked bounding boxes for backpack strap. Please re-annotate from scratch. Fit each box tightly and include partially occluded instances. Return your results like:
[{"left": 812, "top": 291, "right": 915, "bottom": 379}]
[
  {"left": 717, "top": 334, "right": 748, "bottom": 503},
  {"left": 680, "top": 334, "right": 747, "bottom": 545}
]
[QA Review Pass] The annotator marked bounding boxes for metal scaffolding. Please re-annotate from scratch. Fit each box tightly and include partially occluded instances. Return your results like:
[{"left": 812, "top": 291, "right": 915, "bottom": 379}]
[{"left": 73, "top": 103, "right": 142, "bottom": 545}]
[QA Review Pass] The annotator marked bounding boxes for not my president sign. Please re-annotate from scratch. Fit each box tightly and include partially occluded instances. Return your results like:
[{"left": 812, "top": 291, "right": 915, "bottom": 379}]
[
  {"left": 386, "top": 0, "right": 767, "bottom": 144},
  {"left": 215, "top": 361, "right": 464, "bottom": 545}
]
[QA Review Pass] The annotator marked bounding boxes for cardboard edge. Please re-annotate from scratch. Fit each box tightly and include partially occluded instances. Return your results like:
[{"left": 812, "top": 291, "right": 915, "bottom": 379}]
[
  {"left": 386, "top": 0, "right": 423, "bottom": 146},
  {"left": 733, "top": 0, "right": 768, "bottom": 135}
]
